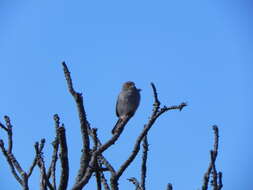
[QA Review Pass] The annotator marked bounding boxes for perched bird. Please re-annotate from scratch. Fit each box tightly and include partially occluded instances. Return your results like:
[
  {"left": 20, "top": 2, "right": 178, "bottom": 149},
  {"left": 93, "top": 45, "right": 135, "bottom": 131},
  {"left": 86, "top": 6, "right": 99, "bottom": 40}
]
[{"left": 112, "top": 81, "right": 141, "bottom": 134}]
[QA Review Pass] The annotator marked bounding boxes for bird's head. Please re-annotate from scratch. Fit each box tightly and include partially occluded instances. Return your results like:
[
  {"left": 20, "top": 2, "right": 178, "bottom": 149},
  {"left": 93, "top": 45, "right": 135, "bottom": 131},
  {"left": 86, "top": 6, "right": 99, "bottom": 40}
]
[{"left": 122, "top": 81, "right": 141, "bottom": 91}]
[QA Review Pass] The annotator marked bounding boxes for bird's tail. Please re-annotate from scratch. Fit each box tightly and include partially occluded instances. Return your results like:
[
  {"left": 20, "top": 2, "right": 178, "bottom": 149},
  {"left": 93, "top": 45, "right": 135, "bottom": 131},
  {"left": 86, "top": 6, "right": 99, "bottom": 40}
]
[{"left": 111, "top": 118, "right": 122, "bottom": 135}]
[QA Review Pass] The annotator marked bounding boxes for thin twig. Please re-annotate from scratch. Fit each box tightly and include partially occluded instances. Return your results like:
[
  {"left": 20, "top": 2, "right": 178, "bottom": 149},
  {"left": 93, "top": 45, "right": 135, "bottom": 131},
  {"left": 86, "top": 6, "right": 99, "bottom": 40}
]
[
  {"left": 35, "top": 139, "right": 54, "bottom": 190},
  {"left": 91, "top": 128, "right": 102, "bottom": 190},
  {"left": 100, "top": 170, "right": 111, "bottom": 190},
  {"left": 88, "top": 128, "right": 116, "bottom": 175},
  {"left": 27, "top": 142, "right": 39, "bottom": 178},
  {"left": 150, "top": 82, "right": 160, "bottom": 115},
  {"left": 47, "top": 114, "right": 60, "bottom": 190},
  {"left": 127, "top": 177, "right": 142, "bottom": 190},
  {"left": 202, "top": 125, "right": 222, "bottom": 190},
  {"left": 140, "top": 135, "right": 148, "bottom": 190},
  {"left": 0, "top": 140, "right": 23, "bottom": 185},
  {"left": 4, "top": 116, "right": 13, "bottom": 153}
]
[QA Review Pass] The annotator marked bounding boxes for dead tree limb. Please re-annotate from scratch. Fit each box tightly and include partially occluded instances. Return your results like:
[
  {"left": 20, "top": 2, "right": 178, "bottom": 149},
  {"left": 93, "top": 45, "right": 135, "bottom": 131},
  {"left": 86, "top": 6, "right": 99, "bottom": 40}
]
[
  {"left": 0, "top": 116, "right": 39, "bottom": 190},
  {"left": 128, "top": 177, "right": 143, "bottom": 190},
  {"left": 57, "top": 125, "right": 69, "bottom": 190},
  {"left": 140, "top": 135, "right": 148, "bottom": 190},
  {"left": 202, "top": 125, "right": 222, "bottom": 190},
  {"left": 62, "top": 62, "right": 91, "bottom": 183},
  {"left": 47, "top": 114, "right": 60, "bottom": 189}
]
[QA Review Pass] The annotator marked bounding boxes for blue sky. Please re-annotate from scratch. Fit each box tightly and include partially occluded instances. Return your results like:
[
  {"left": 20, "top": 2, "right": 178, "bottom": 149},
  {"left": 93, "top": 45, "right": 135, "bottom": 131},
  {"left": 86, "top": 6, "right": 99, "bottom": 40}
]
[{"left": 0, "top": 1, "right": 252, "bottom": 189}]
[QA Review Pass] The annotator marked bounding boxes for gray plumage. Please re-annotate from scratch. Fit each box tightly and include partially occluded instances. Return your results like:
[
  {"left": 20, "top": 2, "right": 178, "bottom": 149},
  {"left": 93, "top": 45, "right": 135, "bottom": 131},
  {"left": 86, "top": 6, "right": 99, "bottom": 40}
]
[{"left": 112, "top": 81, "right": 141, "bottom": 134}]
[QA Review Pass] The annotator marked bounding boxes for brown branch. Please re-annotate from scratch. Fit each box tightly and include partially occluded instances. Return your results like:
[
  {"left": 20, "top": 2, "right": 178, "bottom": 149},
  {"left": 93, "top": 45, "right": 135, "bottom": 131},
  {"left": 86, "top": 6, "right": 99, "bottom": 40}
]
[
  {"left": 57, "top": 125, "right": 69, "bottom": 190},
  {"left": 4, "top": 116, "right": 13, "bottom": 153},
  {"left": 34, "top": 142, "right": 46, "bottom": 190},
  {"left": 127, "top": 177, "right": 142, "bottom": 190},
  {"left": 95, "top": 163, "right": 102, "bottom": 190},
  {"left": 0, "top": 116, "right": 30, "bottom": 190},
  {"left": 202, "top": 125, "right": 222, "bottom": 190},
  {"left": 211, "top": 150, "right": 218, "bottom": 189},
  {"left": 88, "top": 127, "right": 116, "bottom": 175},
  {"left": 27, "top": 142, "right": 40, "bottom": 178},
  {"left": 111, "top": 83, "right": 186, "bottom": 189},
  {"left": 150, "top": 82, "right": 160, "bottom": 115},
  {"left": 62, "top": 62, "right": 91, "bottom": 183},
  {"left": 140, "top": 135, "right": 148, "bottom": 190},
  {"left": 71, "top": 116, "right": 131, "bottom": 190},
  {"left": 34, "top": 139, "right": 54, "bottom": 190},
  {"left": 100, "top": 170, "right": 111, "bottom": 190},
  {"left": 0, "top": 140, "right": 23, "bottom": 185},
  {"left": 91, "top": 128, "right": 102, "bottom": 190},
  {"left": 88, "top": 127, "right": 114, "bottom": 189},
  {"left": 47, "top": 114, "right": 60, "bottom": 190},
  {"left": 98, "top": 155, "right": 116, "bottom": 175}
]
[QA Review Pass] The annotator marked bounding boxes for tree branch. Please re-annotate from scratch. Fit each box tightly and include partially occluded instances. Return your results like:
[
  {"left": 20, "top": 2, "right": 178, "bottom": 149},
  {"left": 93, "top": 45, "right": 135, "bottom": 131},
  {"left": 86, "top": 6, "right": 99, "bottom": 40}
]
[
  {"left": 71, "top": 116, "right": 131, "bottom": 190},
  {"left": 0, "top": 116, "right": 30, "bottom": 190},
  {"left": 0, "top": 140, "right": 23, "bottom": 185},
  {"left": 140, "top": 135, "right": 148, "bottom": 190},
  {"left": 62, "top": 62, "right": 91, "bottom": 183},
  {"left": 100, "top": 170, "right": 111, "bottom": 190},
  {"left": 47, "top": 114, "right": 60, "bottom": 190},
  {"left": 202, "top": 125, "right": 222, "bottom": 190},
  {"left": 57, "top": 125, "right": 69, "bottom": 190},
  {"left": 127, "top": 177, "right": 143, "bottom": 190}
]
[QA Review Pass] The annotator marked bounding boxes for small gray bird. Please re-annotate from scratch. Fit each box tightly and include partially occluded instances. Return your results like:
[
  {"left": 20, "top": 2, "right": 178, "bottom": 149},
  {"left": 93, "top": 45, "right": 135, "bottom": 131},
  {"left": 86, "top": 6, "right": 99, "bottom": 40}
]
[{"left": 112, "top": 81, "right": 141, "bottom": 134}]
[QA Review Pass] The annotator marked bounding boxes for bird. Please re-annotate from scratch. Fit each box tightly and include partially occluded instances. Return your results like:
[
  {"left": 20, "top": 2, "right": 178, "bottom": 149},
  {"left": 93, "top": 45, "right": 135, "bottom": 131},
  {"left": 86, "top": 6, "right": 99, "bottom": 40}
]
[{"left": 112, "top": 81, "right": 141, "bottom": 134}]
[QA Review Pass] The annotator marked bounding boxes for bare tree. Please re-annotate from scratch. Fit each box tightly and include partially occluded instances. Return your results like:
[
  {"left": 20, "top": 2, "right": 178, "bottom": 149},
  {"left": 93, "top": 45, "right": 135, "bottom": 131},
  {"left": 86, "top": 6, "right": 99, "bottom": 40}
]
[{"left": 0, "top": 62, "right": 222, "bottom": 190}]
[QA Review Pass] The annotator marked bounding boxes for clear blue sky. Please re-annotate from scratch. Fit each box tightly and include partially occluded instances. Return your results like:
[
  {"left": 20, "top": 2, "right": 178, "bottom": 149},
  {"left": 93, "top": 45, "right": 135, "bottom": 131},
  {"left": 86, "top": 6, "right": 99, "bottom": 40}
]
[{"left": 0, "top": 1, "right": 252, "bottom": 189}]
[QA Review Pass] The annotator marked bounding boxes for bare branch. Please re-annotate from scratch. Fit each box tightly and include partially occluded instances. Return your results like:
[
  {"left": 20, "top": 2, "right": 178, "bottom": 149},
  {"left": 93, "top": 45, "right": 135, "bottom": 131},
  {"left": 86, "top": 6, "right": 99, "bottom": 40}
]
[
  {"left": 71, "top": 116, "right": 131, "bottom": 190},
  {"left": 4, "top": 116, "right": 13, "bottom": 154},
  {"left": 127, "top": 177, "right": 142, "bottom": 190},
  {"left": 100, "top": 171, "right": 111, "bottom": 190},
  {"left": 0, "top": 140, "right": 23, "bottom": 185},
  {"left": 27, "top": 142, "right": 39, "bottom": 178},
  {"left": 0, "top": 116, "right": 28, "bottom": 188},
  {"left": 95, "top": 163, "right": 102, "bottom": 190},
  {"left": 91, "top": 128, "right": 102, "bottom": 190},
  {"left": 140, "top": 135, "right": 148, "bottom": 190},
  {"left": 202, "top": 125, "right": 222, "bottom": 190},
  {"left": 210, "top": 151, "right": 218, "bottom": 189},
  {"left": 47, "top": 114, "right": 60, "bottom": 190},
  {"left": 62, "top": 62, "right": 91, "bottom": 183},
  {"left": 34, "top": 139, "right": 54, "bottom": 190},
  {"left": 150, "top": 82, "right": 160, "bottom": 115},
  {"left": 57, "top": 125, "right": 69, "bottom": 190},
  {"left": 88, "top": 127, "right": 116, "bottom": 175}
]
